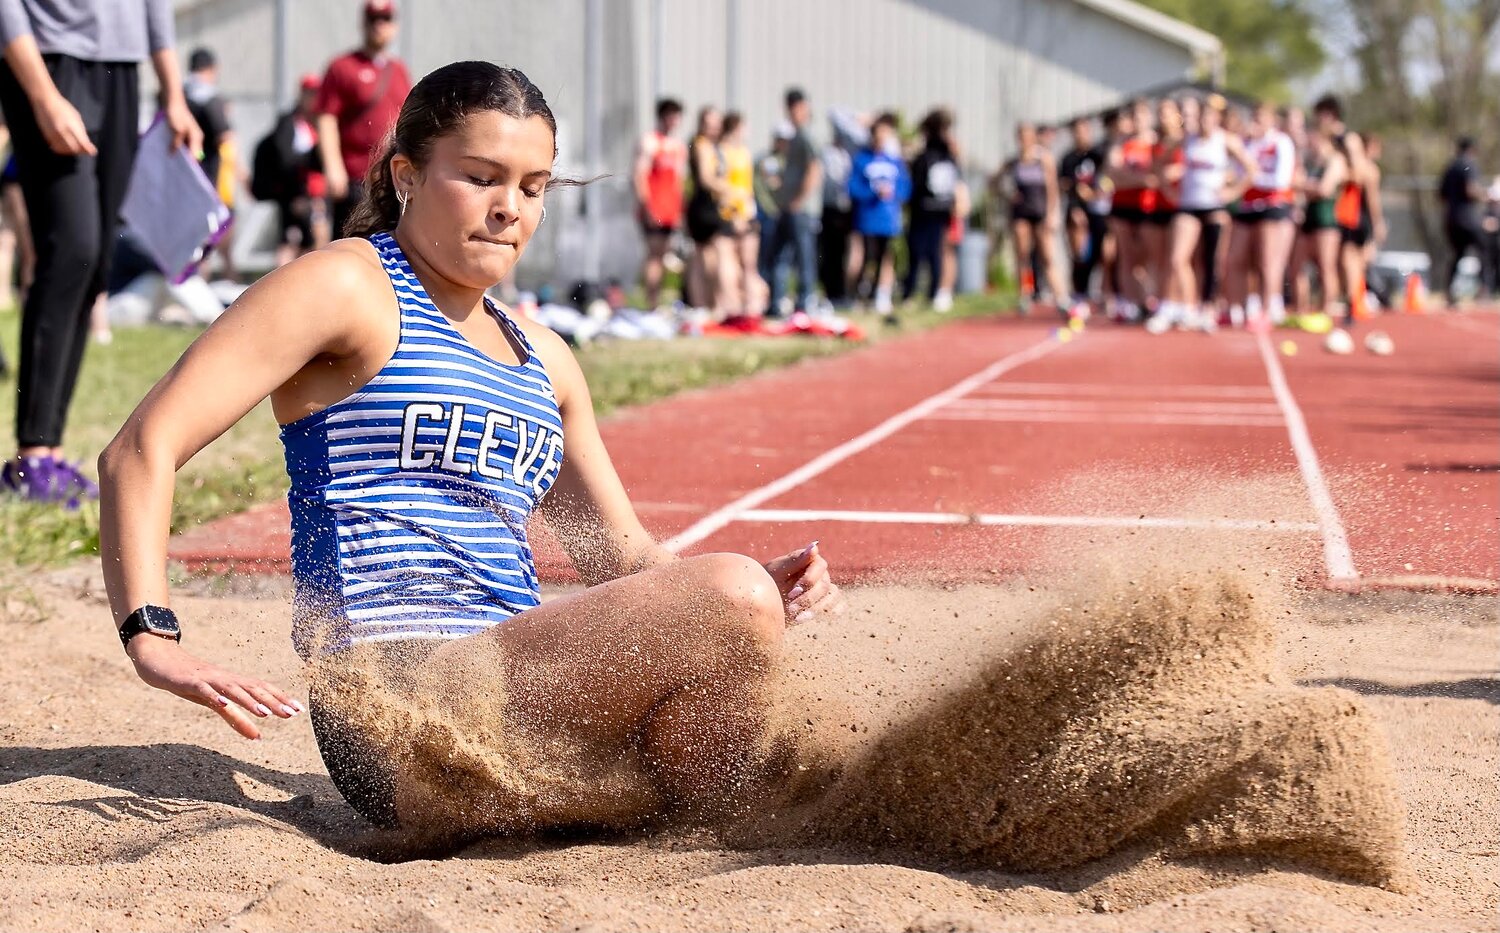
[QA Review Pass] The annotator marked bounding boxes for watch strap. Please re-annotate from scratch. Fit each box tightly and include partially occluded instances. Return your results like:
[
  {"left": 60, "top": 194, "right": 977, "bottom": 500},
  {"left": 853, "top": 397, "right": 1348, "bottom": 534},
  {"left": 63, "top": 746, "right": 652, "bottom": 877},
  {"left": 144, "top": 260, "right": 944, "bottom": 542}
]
[{"left": 119, "top": 605, "right": 181, "bottom": 648}]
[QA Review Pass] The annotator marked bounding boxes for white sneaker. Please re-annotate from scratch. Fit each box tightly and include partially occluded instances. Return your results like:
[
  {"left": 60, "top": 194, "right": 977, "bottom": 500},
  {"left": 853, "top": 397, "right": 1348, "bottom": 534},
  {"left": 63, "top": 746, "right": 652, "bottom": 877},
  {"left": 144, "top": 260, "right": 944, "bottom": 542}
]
[
  {"left": 933, "top": 289, "right": 953, "bottom": 313},
  {"left": 1145, "top": 302, "right": 1176, "bottom": 335},
  {"left": 874, "top": 288, "right": 893, "bottom": 315}
]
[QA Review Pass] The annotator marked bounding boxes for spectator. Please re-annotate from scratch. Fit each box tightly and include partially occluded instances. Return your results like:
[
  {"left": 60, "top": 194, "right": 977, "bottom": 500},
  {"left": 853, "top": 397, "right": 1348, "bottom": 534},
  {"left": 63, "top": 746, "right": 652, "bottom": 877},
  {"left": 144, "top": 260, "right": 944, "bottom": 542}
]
[
  {"left": 184, "top": 46, "right": 239, "bottom": 281},
  {"left": 185, "top": 47, "right": 229, "bottom": 191},
  {"left": 718, "top": 111, "right": 765, "bottom": 315},
  {"left": 754, "top": 123, "right": 791, "bottom": 300},
  {"left": 0, "top": 0, "right": 202, "bottom": 505},
  {"left": 818, "top": 108, "right": 864, "bottom": 309},
  {"left": 253, "top": 74, "right": 329, "bottom": 266},
  {"left": 765, "top": 88, "right": 821, "bottom": 316},
  {"left": 1484, "top": 175, "right": 1500, "bottom": 300},
  {"left": 685, "top": 106, "right": 732, "bottom": 312},
  {"left": 317, "top": 0, "right": 411, "bottom": 239},
  {"left": 0, "top": 117, "right": 34, "bottom": 313},
  {"left": 633, "top": 97, "right": 685, "bottom": 309},
  {"left": 1438, "top": 135, "right": 1487, "bottom": 305},
  {"left": 903, "top": 108, "right": 959, "bottom": 306},
  {"left": 849, "top": 111, "right": 909, "bottom": 315}
]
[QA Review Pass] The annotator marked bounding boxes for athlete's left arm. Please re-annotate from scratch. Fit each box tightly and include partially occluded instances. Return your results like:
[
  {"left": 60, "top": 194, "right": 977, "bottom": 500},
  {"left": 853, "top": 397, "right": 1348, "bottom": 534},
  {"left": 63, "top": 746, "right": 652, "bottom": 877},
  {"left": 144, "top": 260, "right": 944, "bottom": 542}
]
[
  {"left": 1367, "top": 167, "right": 1387, "bottom": 243},
  {"left": 1042, "top": 152, "right": 1061, "bottom": 227},
  {"left": 526, "top": 325, "right": 673, "bottom": 585}
]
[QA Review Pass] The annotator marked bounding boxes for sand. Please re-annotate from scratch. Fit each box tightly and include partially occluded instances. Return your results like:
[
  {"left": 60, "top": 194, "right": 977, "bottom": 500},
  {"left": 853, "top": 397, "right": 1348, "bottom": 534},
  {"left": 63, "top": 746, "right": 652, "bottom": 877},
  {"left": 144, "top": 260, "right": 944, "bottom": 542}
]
[{"left": 2, "top": 542, "right": 1496, "bottom": 933}]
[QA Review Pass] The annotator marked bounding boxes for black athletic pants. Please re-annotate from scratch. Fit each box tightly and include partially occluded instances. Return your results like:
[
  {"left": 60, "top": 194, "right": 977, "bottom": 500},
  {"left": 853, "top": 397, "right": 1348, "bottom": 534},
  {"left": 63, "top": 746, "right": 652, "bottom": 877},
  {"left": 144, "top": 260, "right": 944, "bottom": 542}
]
[
  {"left": 902, "top": 214, "right": 946, "bottom": 302},
  {"left": 0, "top": 56, "right": 138, "bottom": 450},
  {"left": 855, "top": 233, "right": 891, "bottom": 300},
  {"left": 818, "top": 205, "right": 853, "bottom": 304},
  {"left": 1445, "top": 216, "right": 1485, "bottom": 302},
  {"left": 1070, "top": 210, "right": 1109, "bottom": 297}
]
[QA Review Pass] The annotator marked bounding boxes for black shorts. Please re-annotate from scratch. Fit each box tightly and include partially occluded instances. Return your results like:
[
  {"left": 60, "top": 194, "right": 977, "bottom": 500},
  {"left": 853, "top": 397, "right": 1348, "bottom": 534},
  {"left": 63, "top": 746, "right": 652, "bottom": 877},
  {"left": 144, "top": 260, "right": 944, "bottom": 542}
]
[
  {"left": 1142, "top": 209, "right": 1176, "bottom": 226},
  {"left": 1234, "top": 205, "right": 1292, "bottom": 224},
  {"left": 1011, "top": 203, "right": 1046, "bottom": 224},
  {"left": 639, "top": 215, "right": 678, "bottom": 238},
  {"left": 1340, "top": 223, "right": 1372, "bottom": 247},
  {"left": 1111, "top": 206, "right": 1146, "bottom": 225},
  {"left": 1178, "top": 207, "right": 1225, "bottom": 223},
  {"left": 310, "top": 690, "right": 401, "bottom": 829}
]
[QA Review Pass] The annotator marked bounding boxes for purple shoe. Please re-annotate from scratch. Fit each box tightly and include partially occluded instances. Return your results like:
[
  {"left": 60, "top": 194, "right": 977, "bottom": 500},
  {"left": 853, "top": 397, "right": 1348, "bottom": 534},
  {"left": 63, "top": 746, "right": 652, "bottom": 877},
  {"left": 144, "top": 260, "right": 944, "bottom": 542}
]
[{"left": 1, "top": 455, "right": 98, "bottom": 508}]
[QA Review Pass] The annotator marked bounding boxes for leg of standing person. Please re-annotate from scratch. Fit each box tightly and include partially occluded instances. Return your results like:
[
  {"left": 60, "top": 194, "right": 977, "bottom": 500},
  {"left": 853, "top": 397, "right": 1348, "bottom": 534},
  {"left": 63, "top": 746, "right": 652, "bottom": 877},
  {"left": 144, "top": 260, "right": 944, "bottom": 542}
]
[
  {"left": 641, "top": 229, "right": 670, "bottom": 308},
  {"left": 0, "top": 59, "right": 136, "bottom": 478},
  {"left": 1444, "top": 221, "right": 1477, "bottom": 306},
  {"left": 1167, "top": 213, "right": 1201, "bottom": 311},
  {"left": 1011, "top": 217, "right": 1035, "bottom": 306},
  {"left": 765, "top": 212, "right": 794, "bottom": 317},
  {"left": 818, "top": 206, "right": 849, "bottom": 306},
  {"left": 737, "top": 227, "right": 765, "bottom": 314},
  {"left": 1256, "top": 216, "right": 1294, "bottom": 324},
  {"left": 1066, "top": 206, "right": 1089, "bottom": 300},
  {"left": 789, "top": 211, "right": 818, "bottom": 313},
  {"left": 712, "top": 232, "right": 740, "bottom": 314},
  {"left": 1199, "top": 214, "right": 1224, "bottom": 311}
]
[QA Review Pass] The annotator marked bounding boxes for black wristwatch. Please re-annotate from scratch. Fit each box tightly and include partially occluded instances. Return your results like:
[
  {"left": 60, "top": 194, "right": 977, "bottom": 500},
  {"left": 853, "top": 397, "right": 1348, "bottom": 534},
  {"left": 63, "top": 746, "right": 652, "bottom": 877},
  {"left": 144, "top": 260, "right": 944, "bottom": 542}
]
[{"left": 119, "top": 605, "right": 181, "bottom": 649}]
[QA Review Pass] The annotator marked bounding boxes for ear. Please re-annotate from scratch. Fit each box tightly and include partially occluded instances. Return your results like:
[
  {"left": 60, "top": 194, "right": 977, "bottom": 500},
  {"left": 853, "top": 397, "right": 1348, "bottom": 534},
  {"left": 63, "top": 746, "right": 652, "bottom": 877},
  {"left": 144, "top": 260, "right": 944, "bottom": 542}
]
[{"left": 389, "top": 152, "right": 419, "bottom": 197}]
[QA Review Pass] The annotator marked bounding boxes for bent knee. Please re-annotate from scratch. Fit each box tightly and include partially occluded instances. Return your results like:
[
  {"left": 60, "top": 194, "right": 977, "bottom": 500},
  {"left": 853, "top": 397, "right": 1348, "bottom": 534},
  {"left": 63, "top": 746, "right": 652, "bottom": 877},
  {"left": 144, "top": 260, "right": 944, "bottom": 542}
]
[{"left": 692, "top": 552, "right": 785, "bottom": 646}]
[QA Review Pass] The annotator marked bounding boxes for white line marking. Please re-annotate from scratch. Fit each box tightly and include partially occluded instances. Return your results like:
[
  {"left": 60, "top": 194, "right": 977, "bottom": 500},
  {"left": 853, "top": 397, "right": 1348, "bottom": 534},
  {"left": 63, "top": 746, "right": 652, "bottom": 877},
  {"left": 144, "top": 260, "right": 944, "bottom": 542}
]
[
  {"left": 662, "top": 335, "right": 1068, "bottom": 552},
  {"left": 928, "top": 410, "right": 1286, "bottom": 428},
  {"left": 1256, "top": 331, "right": 1358, "bottom": 582},
  {"left": 740, "top": 508, "right": 1319, "bottom": 533},
  {"left": 945, "top": 398, "right": 1284, "bottom": 414},
  {"left": 969, "top": 381, "right": 1275, "bottom": 398}
]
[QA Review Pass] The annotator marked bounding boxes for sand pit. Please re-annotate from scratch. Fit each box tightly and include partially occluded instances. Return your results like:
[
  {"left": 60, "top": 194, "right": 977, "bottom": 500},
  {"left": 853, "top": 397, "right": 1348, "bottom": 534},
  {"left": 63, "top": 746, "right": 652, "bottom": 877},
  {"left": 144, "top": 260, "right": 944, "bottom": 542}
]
[{"left": 1, "top": 550, "right": 1496, "bottom": 931}]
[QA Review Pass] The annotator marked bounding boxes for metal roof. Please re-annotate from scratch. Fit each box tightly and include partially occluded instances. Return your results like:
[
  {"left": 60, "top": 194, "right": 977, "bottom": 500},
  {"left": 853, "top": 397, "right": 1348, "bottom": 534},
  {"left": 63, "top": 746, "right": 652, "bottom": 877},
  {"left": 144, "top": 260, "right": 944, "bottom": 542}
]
[{"left": 1069, "top": 0, "right": 1222, "bottom": 56}]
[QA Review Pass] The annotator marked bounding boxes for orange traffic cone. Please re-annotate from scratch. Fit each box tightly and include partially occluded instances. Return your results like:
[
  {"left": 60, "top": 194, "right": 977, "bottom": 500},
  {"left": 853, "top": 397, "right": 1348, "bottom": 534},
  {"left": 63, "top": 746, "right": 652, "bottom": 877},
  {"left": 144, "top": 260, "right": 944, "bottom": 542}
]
[
  {"left": 1349, "top": 276, "right": 1373, "bottom": 321},
  {"left": 1402, "top": 272, "right": 1426, "bottom": 315}
]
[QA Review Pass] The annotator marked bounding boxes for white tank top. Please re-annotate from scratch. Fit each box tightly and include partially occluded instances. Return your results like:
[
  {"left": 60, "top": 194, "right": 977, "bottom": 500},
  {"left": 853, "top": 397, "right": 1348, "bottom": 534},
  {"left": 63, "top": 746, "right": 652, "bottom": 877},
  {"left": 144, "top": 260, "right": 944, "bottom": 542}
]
[{"left": 1178, "top": 131, "right": 1228, "bottom": 210}]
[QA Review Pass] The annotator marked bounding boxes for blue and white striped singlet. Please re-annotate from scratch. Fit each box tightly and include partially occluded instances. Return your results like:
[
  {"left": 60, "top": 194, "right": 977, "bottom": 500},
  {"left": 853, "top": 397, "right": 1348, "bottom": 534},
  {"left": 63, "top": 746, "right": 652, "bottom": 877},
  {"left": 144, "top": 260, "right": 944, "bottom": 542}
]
[{"left": 280, "top": 231, "right": 565, "bottom": 658}]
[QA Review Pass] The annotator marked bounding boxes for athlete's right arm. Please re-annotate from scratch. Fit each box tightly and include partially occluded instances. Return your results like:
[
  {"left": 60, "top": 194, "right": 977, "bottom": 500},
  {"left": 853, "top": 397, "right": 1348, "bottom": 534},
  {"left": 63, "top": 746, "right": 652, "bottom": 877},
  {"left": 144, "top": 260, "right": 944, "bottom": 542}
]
[{"left": 98, "top": 247, "right": 383, "bottom": 739}]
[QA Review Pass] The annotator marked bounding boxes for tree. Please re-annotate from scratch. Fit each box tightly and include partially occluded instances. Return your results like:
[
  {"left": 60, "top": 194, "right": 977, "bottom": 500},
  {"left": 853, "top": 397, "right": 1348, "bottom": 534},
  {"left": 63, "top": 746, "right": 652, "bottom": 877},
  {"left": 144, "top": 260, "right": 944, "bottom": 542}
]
[
  {"left": 1136, "top": 0, "right": 1326, "bottom": 101},
  {"left": 1322, "top": 0, "right": 1500, "bottom": 256}
]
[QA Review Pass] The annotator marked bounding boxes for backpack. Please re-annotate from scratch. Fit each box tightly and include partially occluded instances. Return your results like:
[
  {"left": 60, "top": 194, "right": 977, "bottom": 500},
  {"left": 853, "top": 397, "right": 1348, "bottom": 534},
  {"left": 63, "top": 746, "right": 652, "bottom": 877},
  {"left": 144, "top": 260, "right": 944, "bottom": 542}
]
[{"left": 250, "top": 128, "right": 286, "bottom": 202}]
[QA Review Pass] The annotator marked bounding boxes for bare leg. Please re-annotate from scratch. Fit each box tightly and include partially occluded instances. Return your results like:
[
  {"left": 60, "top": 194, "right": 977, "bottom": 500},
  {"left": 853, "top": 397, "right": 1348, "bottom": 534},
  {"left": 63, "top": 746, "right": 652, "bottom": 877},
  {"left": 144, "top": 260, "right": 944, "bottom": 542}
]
[
  {"left": 1224, "top": 221, "right": 1254, "bottom": 313},
  {"left": 425, "top": 553, "right": 787, "bottom": 809},
  {"left": 1315, "top": 229, "right": 1341, "bottom": 314},
  {"left": 738, "top": 229, "right": 766, "bottom": 315},
  {"left": 1139, "top": 219, "right": 1167, "bottom": 306},
  {"left": 1167, "top": 213, "right": 1202, "bottom": 305},
  {"left": 712, "top": 233, "right": 741, "bottom": 315},
  {"left": 1011, "top": 219, "right": 1035, "bottom": 300},
  {"left": 1110, "top": 219, "right": 1142, "bottom": 309},
  {"left": 642, "top": 231, "right": 670, "bottom": 308},
  {"left": 1256, "top": 219, "right": 1294, "bottom": 313},
  {"left": 1037, "top": 223, "right": 1069, "bottom": 305},
  {"left": 1290, "top": 231, "right": 1313, "bottom": 314}
]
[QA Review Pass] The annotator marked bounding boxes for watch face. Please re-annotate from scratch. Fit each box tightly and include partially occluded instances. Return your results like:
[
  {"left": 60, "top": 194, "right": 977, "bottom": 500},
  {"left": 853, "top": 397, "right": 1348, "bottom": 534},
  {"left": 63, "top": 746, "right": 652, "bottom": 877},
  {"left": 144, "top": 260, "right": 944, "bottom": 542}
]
[{"left": 140, "top": 607, "right": 180, "bottom": 637}]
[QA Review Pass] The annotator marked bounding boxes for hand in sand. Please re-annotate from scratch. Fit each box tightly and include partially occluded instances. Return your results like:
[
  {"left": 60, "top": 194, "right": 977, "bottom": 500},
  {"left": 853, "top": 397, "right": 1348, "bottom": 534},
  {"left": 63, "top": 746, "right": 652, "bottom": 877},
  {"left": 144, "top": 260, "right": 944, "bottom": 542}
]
[
  {"left": 127, "top": 636, "right": 303, "bottom": 739},
  {"left": 764, "top": 540, "right": 845, "bottom": 625}
]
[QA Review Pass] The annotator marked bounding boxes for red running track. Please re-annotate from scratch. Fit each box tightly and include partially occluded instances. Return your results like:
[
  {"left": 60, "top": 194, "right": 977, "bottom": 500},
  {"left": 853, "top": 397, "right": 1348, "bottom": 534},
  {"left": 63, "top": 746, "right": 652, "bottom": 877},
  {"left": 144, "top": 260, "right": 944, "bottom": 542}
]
[{"left": 169, "top": 311, "right": 1500, "bottom": 592}]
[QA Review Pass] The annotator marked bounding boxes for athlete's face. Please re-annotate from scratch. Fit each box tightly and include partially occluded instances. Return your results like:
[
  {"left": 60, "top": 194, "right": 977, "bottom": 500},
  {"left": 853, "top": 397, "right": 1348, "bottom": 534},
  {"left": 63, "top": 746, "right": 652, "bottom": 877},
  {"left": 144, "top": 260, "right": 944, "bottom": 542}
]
[
  {"left": 394, "top": 110, "right": 554, "bottom": 288},
  {"left": 1017, "top": 123, "right": 1036, "bottom": 149}
]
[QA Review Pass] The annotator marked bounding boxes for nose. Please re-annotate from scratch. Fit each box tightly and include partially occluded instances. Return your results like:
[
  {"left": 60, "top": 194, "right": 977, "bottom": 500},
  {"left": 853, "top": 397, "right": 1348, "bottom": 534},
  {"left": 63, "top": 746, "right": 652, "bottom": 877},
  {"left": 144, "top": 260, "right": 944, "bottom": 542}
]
[{"left": 492, "top": 187, "right": 521, "bottom": 226}]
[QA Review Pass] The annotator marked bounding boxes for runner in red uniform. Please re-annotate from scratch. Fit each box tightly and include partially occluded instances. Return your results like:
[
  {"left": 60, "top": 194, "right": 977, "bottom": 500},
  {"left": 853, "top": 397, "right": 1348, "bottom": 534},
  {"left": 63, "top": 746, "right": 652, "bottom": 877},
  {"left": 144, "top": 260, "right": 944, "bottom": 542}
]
[{"left": 634, "top": 98, "right": 686, "bottom": 309}]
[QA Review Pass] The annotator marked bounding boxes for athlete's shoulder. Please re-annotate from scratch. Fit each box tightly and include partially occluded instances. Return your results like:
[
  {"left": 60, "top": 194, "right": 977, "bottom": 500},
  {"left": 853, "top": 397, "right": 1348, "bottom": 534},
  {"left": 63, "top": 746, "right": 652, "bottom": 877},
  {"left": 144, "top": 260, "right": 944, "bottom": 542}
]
[{"left": 249, "top": 238, "right": 392, "bottom": 330}]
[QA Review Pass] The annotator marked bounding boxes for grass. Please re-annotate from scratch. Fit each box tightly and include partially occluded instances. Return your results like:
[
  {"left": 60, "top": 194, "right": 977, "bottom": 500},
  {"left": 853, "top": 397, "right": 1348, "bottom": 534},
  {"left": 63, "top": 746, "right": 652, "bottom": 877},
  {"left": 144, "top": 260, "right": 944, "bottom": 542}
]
[{"left": 0, "top": 290, "right": 1009, "bottom": 569}]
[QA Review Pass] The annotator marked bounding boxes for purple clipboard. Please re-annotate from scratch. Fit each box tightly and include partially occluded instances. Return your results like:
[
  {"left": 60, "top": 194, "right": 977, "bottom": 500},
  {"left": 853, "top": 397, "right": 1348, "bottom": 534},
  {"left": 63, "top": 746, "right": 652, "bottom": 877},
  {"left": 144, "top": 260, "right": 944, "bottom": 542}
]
[{"left": 120, "top": 114, "right": 233, "bottom": 285}]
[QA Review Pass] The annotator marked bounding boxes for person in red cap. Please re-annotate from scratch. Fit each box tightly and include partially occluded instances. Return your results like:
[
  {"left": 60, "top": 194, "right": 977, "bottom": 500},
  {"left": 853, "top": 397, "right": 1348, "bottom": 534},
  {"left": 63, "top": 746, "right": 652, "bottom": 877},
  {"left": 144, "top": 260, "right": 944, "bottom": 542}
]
[
  {"left": 316, "top": 0, "right": 411, "bottom": 239},
  {"left": 253, "top": 73, "right": 330, "bottom": 265}
]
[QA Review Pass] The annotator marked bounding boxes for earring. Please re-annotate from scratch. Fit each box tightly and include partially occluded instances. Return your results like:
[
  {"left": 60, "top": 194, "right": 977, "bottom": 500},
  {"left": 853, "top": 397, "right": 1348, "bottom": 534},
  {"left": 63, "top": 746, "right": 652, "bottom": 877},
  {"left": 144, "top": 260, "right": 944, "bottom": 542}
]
[
  {"left": 397, "top": 190, "right": 409, "bottom": 218},
  {"left": 539, "top": 207, "right": 547, "bottom": 226}
]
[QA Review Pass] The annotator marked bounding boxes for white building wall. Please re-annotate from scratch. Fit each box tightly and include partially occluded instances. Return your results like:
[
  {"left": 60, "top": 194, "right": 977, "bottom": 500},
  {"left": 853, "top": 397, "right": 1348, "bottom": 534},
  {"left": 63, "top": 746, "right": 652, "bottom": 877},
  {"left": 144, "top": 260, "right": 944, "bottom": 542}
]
[{"left": 171, "top": 0, "right": 1204, "bottom": 285}]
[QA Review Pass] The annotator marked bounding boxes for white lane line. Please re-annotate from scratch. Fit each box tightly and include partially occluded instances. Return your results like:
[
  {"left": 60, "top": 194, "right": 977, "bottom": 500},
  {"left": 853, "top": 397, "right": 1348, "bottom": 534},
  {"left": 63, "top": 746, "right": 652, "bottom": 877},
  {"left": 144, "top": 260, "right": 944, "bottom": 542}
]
[
  {"left": 928, "top": 410, "right": 1286, "bottom": 428},
  {"left": 969, "top": 381, "right": 1275, "bottom": 398},
  {"left": 945, "top": 398, "right": 1283, "bottom": 414},
  {"left": 662, "top": 335, "right": 1068, "bottom": 552},
  {"left": 740, "top": 508, "right": 1319, "bottom": 533},
  {"left": 1255, "top": 331, "right": 1358, "bottom": 582}
]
